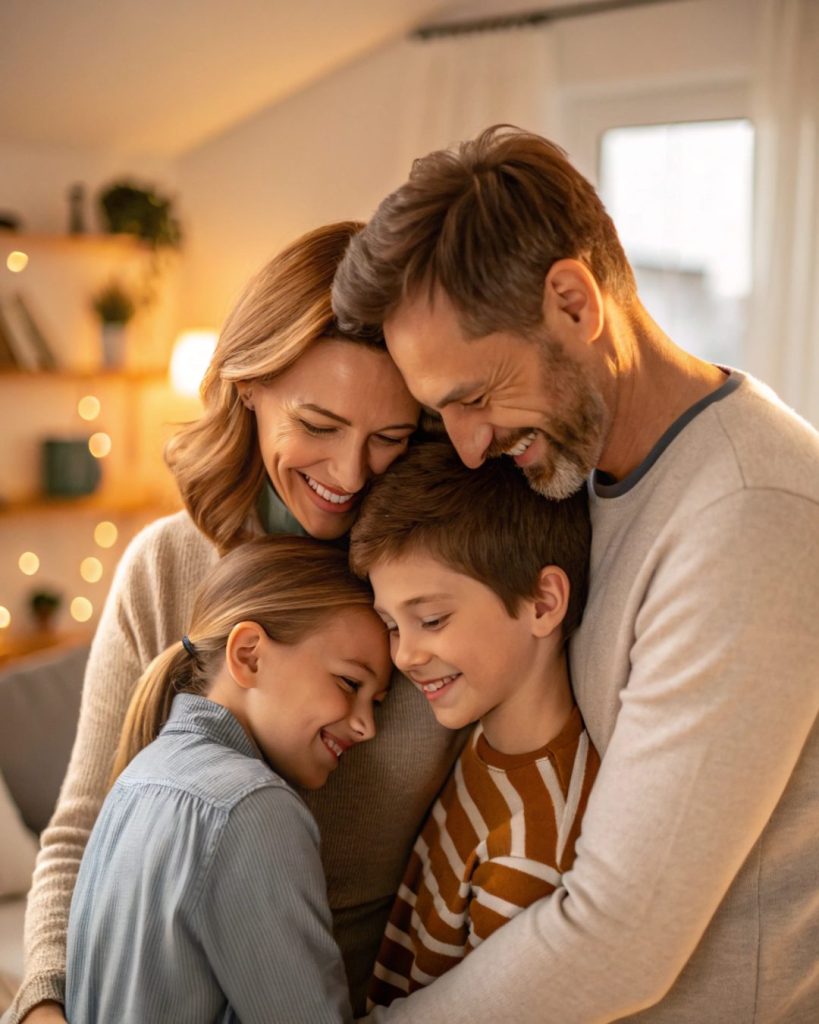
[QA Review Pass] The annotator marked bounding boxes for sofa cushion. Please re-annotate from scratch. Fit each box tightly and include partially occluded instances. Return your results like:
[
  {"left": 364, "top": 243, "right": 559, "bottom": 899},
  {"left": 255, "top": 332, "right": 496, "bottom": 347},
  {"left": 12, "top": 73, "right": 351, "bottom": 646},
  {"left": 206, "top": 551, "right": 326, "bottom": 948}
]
[
  {"left": 0, "top": 643, "right": 88, "bottom": 834},
  {"left": 0, "top": 897, "right": 27, "bottom": 1013},
  {"left": 0, "top": 771, "right": 38, "bottom": 898}
]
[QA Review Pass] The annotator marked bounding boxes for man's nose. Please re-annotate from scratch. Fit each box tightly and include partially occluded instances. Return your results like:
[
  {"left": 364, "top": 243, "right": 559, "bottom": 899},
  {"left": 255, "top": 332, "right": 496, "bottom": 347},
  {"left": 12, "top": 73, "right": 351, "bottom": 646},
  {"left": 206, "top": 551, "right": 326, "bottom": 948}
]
[{"left": 442, "top": 413, "right": 493, "bottom": 469}]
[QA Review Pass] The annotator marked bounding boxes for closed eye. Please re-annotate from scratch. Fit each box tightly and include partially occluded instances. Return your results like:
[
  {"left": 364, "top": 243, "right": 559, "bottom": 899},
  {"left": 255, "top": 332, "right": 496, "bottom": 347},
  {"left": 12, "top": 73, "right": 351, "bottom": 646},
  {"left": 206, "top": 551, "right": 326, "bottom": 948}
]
[
  {"left": 300, "top": 419, "right": 336, "bottom": 437},
  {"left": 421, "top": 614, "right": 450, "bottom": 630},
  {"left": 374, "top": 433, "right": 411, "bottom": 446},
  {"left": 337, "top": 676, "right": 361, "bottom": 694},
  {"left": 461, "top": 395, "right": 485, "bottom": 409}
]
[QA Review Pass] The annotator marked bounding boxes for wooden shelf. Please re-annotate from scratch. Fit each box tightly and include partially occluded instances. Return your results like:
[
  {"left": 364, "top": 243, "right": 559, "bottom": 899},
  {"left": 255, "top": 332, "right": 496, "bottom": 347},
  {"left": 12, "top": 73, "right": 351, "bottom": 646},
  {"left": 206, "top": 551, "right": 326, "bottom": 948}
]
[
  {"left": 0, "top": 628, "right": 93, "bottom": 667},
  {"left": 0, "top": 231, "right": 149, "bottom": 253},
  {"left": 0, "top": 367, "right": 167, "bottom": 382},
  {"left": 0, "top": 491, "right": 177, "bottom": 519}
]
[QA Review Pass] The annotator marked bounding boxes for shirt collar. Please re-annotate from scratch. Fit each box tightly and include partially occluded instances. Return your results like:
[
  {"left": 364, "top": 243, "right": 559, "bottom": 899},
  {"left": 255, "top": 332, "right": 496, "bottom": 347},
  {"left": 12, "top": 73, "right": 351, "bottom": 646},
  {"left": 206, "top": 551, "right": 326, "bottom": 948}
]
[
  {"left": 162, "top": 692, "right": 261, "bottom": 761},
  {"left": 256, "top": 478, "right": 308, "bottom": 537}
]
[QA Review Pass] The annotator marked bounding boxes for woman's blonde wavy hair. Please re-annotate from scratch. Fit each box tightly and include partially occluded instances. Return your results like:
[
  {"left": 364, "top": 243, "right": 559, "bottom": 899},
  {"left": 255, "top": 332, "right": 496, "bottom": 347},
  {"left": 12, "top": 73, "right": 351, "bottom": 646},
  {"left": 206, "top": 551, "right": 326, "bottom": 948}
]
[
  {"left": 111, "top": 535, "right": 375, "bottom": 783},
  {"left": 166, "top": 221, "right": 380, "bottom": 554}
]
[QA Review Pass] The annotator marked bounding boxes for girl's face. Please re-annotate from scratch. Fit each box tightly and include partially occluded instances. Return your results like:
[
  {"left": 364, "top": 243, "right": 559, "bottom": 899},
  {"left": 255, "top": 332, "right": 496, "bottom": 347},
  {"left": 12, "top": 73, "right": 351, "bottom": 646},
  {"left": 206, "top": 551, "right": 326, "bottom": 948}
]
[
  {"left": 245, "top": 340, "right": 419, "bottom": 540},
  {"left": 246, "top": 605, "right": 391, "bottom": 789}
]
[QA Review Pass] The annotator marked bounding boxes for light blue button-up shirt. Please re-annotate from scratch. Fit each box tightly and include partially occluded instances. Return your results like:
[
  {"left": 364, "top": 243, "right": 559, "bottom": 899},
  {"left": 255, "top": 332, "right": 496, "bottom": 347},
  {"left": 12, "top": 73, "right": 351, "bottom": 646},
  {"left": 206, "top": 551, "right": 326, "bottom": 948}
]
[{"left": 66, "top": 693, "right": 352, "bottom": 1024}]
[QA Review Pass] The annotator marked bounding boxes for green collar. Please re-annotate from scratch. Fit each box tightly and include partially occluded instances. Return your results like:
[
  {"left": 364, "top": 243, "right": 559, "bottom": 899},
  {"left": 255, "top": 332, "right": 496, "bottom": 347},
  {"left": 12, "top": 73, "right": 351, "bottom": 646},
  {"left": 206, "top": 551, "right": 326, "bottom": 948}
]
[{"left": 256, "top": 479, "right": 308, "bottom": 537}]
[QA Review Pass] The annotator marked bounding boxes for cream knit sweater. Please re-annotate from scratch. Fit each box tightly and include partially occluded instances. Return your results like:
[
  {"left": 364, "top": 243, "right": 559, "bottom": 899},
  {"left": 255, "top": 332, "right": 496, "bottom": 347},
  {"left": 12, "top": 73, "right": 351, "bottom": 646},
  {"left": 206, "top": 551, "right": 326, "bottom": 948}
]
[{"left": 8, "top": 512, "right": 462, "bottom": 1022}]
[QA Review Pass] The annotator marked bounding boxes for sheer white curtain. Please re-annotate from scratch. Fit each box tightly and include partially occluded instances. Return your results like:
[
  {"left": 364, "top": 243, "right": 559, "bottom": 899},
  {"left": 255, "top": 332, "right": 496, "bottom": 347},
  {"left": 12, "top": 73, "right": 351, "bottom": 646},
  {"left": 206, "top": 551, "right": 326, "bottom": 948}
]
[
  {"left": 748, "top": 0, "right": 819, "bottom": 427},
  {"left": 394, "top": 25, "right": 560, "bottom": 175}
]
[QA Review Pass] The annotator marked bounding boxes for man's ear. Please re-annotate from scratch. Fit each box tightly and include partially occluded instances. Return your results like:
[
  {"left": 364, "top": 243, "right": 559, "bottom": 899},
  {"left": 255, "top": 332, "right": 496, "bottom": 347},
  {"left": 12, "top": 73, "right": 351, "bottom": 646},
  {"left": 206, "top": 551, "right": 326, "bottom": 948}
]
[
  {"left": 225, "top": 621, "right": 266, "bottom": 689},
  {"left": 542, "top": 259, "right": 604, "bottom": 344},
  {"left": 236, "top": 381, "right": 255, "bottom": 411},
  {"left": 528, "top": 566, "right": 570, "bottom": 640}
]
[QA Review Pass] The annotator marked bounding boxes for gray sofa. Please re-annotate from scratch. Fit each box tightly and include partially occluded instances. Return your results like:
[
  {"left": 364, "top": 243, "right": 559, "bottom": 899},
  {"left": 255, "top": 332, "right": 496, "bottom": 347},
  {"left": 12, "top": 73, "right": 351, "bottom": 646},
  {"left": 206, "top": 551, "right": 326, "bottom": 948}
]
[{"left": 0, "top": 643, "right": 88, "bottom": 1014}]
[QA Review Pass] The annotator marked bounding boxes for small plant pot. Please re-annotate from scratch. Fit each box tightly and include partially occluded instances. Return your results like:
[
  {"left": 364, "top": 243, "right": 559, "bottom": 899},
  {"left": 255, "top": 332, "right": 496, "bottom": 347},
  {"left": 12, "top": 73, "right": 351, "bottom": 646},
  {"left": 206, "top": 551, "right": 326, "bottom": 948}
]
[{"left": 101, "top": 322, "right": 127, "bottom": 368}]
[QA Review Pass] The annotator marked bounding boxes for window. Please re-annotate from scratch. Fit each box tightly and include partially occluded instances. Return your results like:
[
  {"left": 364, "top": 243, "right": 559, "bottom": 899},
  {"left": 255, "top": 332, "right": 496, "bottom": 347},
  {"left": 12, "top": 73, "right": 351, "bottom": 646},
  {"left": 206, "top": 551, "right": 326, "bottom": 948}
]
[{"left": 599, "top": 120, "right": 754, "bottom": 367}]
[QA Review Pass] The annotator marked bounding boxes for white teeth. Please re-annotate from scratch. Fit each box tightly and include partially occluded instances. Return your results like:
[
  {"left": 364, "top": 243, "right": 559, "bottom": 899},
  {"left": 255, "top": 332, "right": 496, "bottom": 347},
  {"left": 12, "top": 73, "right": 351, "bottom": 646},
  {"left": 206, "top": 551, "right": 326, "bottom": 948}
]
[
  {"left": 305, "top": 476, "right": 354, "bottom": 504},
  {"left": 321, "top": 731, "right": 344, "bottom": 757},
  {"left": 421, "top": 674, "right": 457, "bottom": 693},
  {"left": 505, "top": 431, "right": 537, "bottom": 457}
]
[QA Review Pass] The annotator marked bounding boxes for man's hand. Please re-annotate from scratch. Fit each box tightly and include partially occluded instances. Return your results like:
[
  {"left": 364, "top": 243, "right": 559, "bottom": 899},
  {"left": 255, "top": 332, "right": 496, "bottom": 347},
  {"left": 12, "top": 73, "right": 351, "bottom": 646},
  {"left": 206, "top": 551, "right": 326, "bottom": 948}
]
[{"left": 20, "top": 1002, "right": 67, "bottom": 1024}]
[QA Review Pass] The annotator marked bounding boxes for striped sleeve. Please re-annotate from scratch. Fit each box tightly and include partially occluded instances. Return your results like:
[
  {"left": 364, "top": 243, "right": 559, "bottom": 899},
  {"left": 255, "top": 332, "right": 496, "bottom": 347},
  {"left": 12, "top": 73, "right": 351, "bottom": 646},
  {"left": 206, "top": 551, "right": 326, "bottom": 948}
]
[{"left": 368, "top": 714, "right": 600, "bottom": 1008}]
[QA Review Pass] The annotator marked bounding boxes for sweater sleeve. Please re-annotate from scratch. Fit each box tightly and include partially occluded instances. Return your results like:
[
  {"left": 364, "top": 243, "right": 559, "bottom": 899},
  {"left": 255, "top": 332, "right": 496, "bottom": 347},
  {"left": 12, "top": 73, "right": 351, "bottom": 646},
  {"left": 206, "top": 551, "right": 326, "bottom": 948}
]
[
  {"left": 362, "top": 489, "right": 819, "bottom": 1023},
  {"left": 5, "top": 515, "right": 211, "bottom": 1024},
  {"left": 195, "top": 787, "right": 353, "bottom": 1024}
]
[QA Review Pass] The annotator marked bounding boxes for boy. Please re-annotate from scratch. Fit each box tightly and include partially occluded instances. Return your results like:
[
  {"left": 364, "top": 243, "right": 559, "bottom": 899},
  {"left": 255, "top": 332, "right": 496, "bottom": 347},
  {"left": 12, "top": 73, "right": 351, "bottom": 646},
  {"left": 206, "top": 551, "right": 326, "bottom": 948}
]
[{"left": 349, "top": 441, "right": 599, "bottom": 1008}]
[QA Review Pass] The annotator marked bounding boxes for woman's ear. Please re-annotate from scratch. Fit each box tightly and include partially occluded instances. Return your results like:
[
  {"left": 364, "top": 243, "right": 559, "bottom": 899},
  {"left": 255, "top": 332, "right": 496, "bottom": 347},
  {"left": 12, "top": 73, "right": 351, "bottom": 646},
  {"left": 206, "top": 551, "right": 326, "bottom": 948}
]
[
  {"left": 541, "top": 258, "right": 604, "bottom": 344},
  {"left": 225, "top": 621, "right": 266, "bottom": 689},
  {"left": 529, "top": 566, "right": 570, "bottom": 640},
  {"left": 236, "top": 381, "right": 255, "bottom": 411}
]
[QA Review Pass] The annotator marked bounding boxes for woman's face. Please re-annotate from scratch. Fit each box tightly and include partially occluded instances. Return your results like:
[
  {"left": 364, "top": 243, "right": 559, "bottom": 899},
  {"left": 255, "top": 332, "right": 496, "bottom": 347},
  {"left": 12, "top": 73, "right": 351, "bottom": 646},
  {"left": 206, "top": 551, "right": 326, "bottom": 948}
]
[{"left": 245, "top": 340, "right": 419, "bottom": 539}]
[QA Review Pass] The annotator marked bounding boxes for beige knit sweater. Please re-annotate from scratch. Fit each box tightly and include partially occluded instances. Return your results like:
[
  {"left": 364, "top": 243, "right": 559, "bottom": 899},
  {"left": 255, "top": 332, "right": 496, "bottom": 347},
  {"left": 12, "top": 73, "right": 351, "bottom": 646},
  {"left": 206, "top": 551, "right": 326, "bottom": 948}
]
[{"left": 8, "top": 512, "right": 462, "bottom": 1022}]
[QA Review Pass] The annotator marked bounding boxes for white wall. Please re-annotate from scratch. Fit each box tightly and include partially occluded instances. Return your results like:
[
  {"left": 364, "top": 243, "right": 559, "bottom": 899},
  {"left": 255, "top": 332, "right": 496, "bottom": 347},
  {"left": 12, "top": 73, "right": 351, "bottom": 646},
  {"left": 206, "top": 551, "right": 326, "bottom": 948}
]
[{"left": 175, "top": 0, "right": 757, "bottom": 329}]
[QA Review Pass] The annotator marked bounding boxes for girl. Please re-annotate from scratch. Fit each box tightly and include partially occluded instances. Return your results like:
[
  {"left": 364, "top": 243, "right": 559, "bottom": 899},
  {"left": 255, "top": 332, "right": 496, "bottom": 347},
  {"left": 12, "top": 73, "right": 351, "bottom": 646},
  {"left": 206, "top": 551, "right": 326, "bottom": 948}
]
[
  {"left": 13, "top": 223, "right": 461, "bottom": 1024},
  {"left": 65, "top": 536, "right": 391, "bottom": 1024}
]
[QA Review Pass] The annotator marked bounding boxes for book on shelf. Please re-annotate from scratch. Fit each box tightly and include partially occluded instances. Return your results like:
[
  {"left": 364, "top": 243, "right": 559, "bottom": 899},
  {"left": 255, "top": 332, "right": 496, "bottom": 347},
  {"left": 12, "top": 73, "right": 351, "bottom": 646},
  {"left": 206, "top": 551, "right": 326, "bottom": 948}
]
[{"left": 0, "top": 292, "right": 58, "bottom": 370}]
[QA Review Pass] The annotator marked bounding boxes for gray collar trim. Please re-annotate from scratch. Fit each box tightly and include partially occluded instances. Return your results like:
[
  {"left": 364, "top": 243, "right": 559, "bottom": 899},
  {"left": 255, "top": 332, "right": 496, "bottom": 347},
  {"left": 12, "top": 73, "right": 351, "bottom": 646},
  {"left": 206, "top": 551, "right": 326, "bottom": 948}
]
[{"left": 592, "top": 368, "right": 744, "bottom": 499}]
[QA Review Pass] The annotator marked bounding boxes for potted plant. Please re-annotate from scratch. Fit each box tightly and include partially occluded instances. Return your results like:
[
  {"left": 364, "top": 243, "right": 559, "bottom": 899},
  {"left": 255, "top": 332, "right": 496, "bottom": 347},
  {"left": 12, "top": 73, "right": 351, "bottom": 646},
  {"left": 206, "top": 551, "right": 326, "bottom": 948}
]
[
  {"left": 92, "top": 281, "right": 135, "bottom": 368},
  {"left": 29, "top": 588, "right": 62, "bottom": 631}
]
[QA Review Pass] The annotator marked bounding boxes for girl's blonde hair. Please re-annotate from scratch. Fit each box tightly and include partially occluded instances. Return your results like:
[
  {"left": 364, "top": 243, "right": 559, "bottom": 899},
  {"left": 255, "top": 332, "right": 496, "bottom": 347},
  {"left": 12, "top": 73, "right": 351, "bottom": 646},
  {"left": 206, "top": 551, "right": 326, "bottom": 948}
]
[
  {"left": 111, "top": 535, "right": 375, "bottom": 782},
  {"left": 166, "top": 222, "right": 380, "bottom": 554}
]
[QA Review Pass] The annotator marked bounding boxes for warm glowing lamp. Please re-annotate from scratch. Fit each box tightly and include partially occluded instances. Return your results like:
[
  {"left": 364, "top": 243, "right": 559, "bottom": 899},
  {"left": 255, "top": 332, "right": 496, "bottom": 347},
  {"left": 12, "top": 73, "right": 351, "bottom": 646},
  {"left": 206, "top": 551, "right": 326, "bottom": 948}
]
[
  {"left": 0, "top": 606, "right": 11, "bottom": 629},
  {"left": 170, "top": 330, "right": 218, "bottom": 397}
]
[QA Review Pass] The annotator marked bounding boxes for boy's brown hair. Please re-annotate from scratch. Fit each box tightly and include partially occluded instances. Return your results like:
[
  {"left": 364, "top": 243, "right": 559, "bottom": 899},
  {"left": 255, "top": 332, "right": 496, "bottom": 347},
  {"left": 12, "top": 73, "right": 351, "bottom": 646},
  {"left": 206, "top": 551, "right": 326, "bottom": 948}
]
[
  {"left": 332, "top": 124, "right": 636, "bottom": 340},
  {"left": 349, "top": 442, "right": 591, "bottom": 637}
]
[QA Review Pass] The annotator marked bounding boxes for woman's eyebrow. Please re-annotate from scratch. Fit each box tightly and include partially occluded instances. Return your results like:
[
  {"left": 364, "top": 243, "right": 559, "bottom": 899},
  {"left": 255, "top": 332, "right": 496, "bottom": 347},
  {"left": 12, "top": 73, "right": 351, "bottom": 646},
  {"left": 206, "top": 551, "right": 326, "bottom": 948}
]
[
  {"left": 300, "top": 403, "right": 351, "bottom": 425},
  {"left": 299, "top": 403, "right": 416, "bottom": 431}
]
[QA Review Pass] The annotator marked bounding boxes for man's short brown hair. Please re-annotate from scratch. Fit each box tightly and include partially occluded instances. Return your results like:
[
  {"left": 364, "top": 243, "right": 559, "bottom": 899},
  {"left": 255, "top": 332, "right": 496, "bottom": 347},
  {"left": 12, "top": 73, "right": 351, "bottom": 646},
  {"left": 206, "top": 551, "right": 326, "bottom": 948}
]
[
  {"left": 332, "top": 124, "right": 636, "bottom": 339},
  {"left": 349, "top": 442, "right": 591, "bottom": 638}
]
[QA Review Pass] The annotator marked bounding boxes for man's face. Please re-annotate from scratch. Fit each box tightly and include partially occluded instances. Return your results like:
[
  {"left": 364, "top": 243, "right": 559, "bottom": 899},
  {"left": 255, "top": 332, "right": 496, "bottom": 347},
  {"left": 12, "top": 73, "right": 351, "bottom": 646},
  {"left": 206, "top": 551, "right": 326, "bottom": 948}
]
[{"left": 383, "top": 291, "right": 609, "bottom": 498}]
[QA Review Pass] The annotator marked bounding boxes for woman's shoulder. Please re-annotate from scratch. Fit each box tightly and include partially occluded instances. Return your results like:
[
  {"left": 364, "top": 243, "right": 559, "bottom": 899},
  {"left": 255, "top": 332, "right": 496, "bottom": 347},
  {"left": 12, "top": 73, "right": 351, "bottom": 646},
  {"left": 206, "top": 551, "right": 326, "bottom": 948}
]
[{"left": 118, "top": 510, "right": 219, "bottom": 586}]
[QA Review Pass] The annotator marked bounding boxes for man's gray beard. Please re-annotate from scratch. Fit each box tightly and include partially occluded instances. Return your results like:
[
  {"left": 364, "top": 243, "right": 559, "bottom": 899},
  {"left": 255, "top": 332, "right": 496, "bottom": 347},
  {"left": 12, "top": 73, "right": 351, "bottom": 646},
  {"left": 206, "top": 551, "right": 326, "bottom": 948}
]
[{"left": 520, "top": 332, "right": 609, "bottom": 499}]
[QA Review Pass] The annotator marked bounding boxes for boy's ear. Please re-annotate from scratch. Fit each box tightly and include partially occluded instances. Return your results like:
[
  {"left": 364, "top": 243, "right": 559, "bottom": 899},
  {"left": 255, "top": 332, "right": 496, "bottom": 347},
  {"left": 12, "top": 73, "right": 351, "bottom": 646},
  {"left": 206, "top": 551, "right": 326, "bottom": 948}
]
[
  {"left": 225, "top": 621, "right": 266, "bottom": 689},
  {"left": 529, "top": 566, "right": 570, "bottom": 640}
]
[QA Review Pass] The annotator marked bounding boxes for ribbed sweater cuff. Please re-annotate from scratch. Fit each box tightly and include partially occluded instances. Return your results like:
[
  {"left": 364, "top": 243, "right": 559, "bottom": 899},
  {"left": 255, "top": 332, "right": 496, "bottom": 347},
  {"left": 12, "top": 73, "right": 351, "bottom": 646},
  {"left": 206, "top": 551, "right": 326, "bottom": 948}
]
[{"left": 3, "top": 972, "right": 65, "bottom": 1024}]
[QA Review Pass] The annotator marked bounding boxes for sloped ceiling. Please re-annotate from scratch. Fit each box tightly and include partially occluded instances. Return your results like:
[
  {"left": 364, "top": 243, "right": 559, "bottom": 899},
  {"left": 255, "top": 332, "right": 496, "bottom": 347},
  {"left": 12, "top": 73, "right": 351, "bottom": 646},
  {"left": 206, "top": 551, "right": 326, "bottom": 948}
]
[{"left": 0, "top": 0, "right": 458, "bottom": 156}]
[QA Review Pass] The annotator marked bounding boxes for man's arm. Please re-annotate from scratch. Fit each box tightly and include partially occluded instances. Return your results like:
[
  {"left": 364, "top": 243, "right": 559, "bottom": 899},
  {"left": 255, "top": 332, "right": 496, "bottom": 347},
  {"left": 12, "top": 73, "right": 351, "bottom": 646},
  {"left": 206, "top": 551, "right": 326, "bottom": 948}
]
[{"left": 365, "top": 490, "right": 819, "bottom": 1022}]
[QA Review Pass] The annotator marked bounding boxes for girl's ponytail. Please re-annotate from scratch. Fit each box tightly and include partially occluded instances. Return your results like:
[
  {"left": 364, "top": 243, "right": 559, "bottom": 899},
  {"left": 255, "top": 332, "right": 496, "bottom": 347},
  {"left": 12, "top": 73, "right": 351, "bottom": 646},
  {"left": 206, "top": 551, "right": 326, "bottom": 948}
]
[{"left": 110, "top": 642, "right": 198, "bottom": 785}]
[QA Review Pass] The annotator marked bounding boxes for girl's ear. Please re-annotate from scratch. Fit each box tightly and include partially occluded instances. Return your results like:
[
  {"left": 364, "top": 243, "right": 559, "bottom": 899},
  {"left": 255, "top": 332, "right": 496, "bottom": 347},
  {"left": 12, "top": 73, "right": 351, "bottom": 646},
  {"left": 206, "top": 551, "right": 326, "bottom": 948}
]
[
  {"left": 528, "top": 567, "right": 570, "bottom": 640},
  {"left": 225, "top": 621, "right": 266, "bottom": 689}
]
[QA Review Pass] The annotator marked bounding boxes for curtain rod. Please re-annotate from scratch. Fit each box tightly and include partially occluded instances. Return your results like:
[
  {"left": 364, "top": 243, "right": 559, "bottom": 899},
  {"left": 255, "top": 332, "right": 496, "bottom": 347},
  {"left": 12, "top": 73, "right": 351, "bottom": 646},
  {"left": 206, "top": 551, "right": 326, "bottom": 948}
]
[{"left": 413, "top": 0, "right": 680, "bottom": 39}]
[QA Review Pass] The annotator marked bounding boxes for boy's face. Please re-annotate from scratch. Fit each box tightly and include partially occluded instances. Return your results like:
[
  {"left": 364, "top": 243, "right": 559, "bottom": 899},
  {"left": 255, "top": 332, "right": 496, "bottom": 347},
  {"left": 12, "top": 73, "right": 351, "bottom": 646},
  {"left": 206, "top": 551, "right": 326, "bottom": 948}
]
[{"left": 369, "top": 552, "right": 544, "bottom": 732}]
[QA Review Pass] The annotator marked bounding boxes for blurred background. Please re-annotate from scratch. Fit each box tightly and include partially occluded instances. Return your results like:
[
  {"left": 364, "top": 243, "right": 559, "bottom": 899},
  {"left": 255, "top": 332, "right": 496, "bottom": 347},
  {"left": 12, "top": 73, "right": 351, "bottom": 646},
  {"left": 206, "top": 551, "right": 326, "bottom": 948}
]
[{"left": 0, "top": 0, "right": 817, "bottom": 657}]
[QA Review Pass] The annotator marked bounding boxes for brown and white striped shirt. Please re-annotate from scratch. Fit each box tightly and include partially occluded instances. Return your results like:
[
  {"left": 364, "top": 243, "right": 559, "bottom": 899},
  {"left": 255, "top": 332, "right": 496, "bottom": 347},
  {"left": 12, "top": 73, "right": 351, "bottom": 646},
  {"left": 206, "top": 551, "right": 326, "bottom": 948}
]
[{"left": 369, "top": 706, "right": 599, "bottom": 1008}]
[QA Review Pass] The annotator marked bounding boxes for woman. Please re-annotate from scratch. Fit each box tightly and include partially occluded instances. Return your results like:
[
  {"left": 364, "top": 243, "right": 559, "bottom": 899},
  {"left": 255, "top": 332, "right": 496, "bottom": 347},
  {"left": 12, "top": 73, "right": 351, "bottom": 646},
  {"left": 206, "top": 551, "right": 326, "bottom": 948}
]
[{"left": 9, "top": 223, "right": 461, "bottom": 1024}]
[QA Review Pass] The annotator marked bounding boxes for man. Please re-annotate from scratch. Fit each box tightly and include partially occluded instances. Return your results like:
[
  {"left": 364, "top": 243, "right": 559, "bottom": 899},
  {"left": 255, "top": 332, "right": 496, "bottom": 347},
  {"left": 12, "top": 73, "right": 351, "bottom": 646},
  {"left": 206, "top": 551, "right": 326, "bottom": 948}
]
[{"left": 332, "top": 126, "right": 819, "bottom": 1023}]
